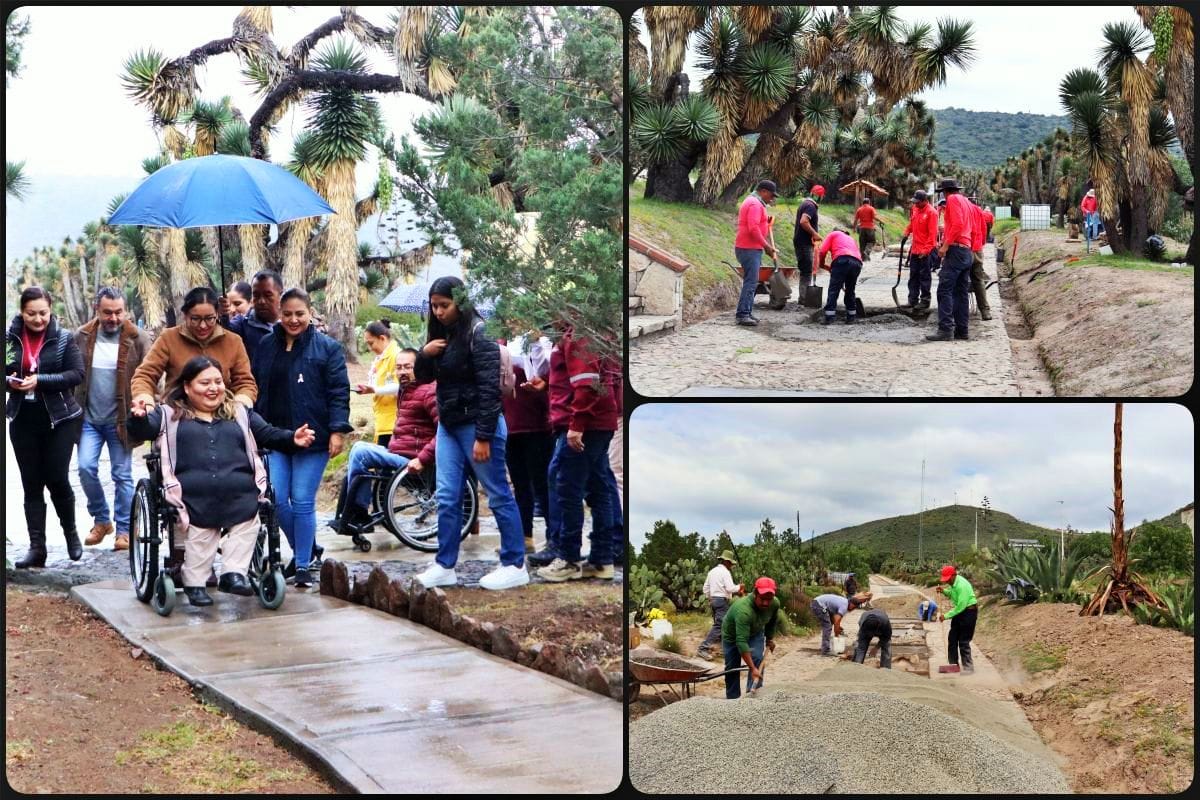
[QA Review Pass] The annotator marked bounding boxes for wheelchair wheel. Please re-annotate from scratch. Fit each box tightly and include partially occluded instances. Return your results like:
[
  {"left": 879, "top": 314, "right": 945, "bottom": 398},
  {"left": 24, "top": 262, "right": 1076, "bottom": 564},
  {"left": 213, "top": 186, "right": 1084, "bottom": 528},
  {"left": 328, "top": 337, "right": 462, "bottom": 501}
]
[
  {"left": 383, "top": 467, "right": 467, "bottom": 552},
  {"left": 130, "top": 479, "right": 160, "bottom": 603},
  {"left": 151, "top": 572, "right": 176, "bottom": 616},
  {"left": 257, "top": 569, "right": 286, "bottom": 610}
]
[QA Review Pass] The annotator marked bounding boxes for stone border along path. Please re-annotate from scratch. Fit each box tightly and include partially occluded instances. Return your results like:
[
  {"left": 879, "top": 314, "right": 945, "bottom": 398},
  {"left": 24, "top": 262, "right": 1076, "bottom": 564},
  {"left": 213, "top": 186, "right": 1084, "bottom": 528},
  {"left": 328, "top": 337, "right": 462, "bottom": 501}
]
[
  {"left": 71, "top": 579, "right": 622, "bottom": 794},
  {"left": 630, "top": 244, "right": 1027, "bottom": 397}
]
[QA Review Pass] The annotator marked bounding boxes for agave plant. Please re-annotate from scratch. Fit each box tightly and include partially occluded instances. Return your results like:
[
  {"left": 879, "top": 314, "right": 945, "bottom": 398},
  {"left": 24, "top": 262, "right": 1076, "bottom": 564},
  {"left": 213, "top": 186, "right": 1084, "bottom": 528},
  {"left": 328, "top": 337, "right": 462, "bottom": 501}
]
[
  {"left": 987, "top": 543, "right": 1089, "bottom": 603},
  {"left": 1132, "top": 581, "right": 1194, "bottom": 636}
]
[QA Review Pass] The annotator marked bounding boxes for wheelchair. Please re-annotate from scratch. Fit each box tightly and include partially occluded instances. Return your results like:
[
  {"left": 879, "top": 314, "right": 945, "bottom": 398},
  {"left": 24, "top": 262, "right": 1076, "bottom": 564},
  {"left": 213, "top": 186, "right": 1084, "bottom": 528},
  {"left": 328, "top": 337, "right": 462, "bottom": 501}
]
[
  {"left": 332, "top": 462, "right": 479, "bottom": 553},
  {"left": 129, "top": 447, "right": 286, "bottom": 617}
]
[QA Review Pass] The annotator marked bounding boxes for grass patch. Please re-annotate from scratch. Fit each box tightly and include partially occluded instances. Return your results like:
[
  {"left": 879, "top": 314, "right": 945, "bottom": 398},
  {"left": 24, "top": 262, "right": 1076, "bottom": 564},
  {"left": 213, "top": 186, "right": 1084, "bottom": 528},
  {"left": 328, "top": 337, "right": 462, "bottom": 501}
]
[
  {"left": 1135, "top": 298, "right": 1157, "bottom": 307},
  {"left": 991, "top": 218, "right": 1020, "bottom": 237},
  {"left": 6, "top": 740, "right": 34, "bottom": 766},
  {"left": 1020, "top": 642, "right": 1067, "bottom": 673},
  {"left": 656, "top": 632, "right": 682, "bottom": 653},
  {"left": 1067, "top": 253, "right": 1194, "bottom": 276},
  {"left": 735, "top": 346, "right": 753, "bottom": 354},
  {"left": 1097, "top": 719, "right": 1124, "bottom": 744},
  {"left": 114, "top": 717, "right": 276, "bottom": 793}
]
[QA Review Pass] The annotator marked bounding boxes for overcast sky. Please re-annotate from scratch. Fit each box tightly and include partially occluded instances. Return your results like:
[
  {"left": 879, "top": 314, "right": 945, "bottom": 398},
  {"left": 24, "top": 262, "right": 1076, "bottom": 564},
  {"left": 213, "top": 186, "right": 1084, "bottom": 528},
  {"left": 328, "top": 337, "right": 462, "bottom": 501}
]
[
  {"left": 629, "top": 403, "right": 1194, "bottom": 549},
  {"left": 642, "top": 5, "right": 1143, "bottom": 117},
  {"left": 5, "top": 6, "right": 432, "bottom": 265}
]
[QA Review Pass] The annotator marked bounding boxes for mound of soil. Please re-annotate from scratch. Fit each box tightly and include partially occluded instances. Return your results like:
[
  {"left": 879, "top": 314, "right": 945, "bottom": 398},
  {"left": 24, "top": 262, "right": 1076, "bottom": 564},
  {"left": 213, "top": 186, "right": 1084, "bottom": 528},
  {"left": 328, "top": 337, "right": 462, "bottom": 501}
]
[{"left": 977, "top": 601, "right": 1194, "bottom": 793}]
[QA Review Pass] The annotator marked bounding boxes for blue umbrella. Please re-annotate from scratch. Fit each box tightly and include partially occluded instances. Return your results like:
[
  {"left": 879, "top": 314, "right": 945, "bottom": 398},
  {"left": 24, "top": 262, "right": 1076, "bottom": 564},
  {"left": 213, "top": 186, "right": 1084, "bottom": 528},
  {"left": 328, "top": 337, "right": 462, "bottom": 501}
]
[{"left": 108, "top": 154, "right": 334, "bottom": 295}]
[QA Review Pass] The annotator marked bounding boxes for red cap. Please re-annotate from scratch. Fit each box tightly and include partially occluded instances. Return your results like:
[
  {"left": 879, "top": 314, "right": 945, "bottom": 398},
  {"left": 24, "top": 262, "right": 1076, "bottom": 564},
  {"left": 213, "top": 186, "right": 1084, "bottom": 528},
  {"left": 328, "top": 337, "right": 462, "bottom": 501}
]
[
  {"left": 940, "top": 565, "right": 956, "bottom": 582},
  {"left": 754, "top": 577, "right": 777, "bottom": 595},
  {"left": 812, "top": 185, "right": 826, "bottom": 197}
]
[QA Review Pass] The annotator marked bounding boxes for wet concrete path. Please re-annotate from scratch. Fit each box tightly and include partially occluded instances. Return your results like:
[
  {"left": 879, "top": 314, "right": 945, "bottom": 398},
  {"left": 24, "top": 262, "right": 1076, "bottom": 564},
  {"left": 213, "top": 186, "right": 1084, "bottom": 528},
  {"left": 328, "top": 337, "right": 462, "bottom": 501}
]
[{"left": 71, "top": 580, "right": 622, "bottom": 793}]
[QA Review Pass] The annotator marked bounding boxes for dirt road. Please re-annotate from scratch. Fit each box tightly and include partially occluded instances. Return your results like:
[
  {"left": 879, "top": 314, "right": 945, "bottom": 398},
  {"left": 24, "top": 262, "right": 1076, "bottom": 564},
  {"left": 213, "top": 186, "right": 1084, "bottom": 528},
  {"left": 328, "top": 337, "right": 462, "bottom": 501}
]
[{"left": 630, "top": 244, "right": 1048, "bottom": 397}]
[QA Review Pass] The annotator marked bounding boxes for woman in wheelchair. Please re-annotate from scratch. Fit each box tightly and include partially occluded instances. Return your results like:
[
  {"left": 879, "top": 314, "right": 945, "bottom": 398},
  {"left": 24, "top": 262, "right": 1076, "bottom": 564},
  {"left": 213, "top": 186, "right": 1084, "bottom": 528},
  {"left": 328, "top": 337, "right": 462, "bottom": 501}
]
[{"left": 128, "top": 356, "right": 315, "bottom": 606}]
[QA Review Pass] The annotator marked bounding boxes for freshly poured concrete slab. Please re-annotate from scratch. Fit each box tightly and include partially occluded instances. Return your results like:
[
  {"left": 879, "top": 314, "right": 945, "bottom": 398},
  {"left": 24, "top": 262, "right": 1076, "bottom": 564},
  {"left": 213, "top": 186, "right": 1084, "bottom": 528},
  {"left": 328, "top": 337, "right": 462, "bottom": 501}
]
[{"left": 72, "top": 580, "right": 621, "bottom": 793}]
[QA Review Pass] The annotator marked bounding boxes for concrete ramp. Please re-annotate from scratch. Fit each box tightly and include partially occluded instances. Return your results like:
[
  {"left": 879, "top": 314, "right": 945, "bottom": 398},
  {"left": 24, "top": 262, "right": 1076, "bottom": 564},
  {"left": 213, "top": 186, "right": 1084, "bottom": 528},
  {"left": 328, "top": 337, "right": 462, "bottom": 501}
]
[{"left": 72, "top": 580, "right": 621, "bottom": 794}]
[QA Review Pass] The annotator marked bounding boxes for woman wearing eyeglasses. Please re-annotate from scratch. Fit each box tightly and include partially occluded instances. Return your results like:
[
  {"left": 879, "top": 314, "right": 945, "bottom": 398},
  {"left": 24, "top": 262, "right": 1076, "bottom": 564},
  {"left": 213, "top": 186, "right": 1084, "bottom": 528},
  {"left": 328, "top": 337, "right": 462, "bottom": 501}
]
[{"left": 130, "top": 287, "right": 258, "bottom": 415}]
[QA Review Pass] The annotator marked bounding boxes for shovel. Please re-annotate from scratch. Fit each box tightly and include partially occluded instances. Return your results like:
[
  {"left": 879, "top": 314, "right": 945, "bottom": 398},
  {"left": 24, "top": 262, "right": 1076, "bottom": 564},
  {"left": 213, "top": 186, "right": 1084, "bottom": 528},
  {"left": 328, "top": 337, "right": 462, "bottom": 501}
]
[
  {"left": 891, "top": 237, "right": 907, "bottom": 309},
  {"left": 746, "top": 646, "right": 771, "bottom": 696}
]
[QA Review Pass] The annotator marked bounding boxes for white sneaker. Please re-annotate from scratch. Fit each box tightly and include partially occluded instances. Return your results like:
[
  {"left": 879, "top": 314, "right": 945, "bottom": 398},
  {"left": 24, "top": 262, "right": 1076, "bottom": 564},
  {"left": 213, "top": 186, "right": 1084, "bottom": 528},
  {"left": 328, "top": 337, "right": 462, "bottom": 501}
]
[
  {"left": 416, "top": 563, "right": 458, "bottom": 588},
  {"left": 479, "top": 564, "right": 530, "bottom": 591}
]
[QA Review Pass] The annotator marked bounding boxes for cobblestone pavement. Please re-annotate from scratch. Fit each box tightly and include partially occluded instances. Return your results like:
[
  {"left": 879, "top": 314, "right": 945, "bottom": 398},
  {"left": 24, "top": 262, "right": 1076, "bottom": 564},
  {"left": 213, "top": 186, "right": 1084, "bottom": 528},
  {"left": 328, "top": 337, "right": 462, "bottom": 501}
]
[{"left": 630, "top": 245, "right": 1021, "bottom": 397}]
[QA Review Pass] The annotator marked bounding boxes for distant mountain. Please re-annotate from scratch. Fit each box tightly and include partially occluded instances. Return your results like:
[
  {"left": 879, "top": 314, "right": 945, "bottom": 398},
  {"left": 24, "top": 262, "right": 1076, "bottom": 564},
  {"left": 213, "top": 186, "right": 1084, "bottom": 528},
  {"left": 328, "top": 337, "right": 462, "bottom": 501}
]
[
  {"left": 931, "top": 107, "right": 1070, "bottom": 172},
  {"left": 811, "top": 504, "right": 1058, "bottom": 560}
]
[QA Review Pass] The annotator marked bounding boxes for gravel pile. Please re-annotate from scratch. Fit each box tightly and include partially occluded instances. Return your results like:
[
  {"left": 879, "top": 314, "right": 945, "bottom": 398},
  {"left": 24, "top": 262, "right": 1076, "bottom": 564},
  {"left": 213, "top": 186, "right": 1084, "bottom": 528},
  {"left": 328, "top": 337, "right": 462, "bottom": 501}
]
[{"left": 630, "top": 691, "right": 1068, "bottom": 794}]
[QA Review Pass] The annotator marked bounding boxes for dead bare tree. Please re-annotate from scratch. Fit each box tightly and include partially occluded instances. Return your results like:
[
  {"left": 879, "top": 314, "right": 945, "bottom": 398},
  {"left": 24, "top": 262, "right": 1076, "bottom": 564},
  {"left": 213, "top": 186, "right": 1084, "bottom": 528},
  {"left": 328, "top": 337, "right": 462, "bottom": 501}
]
[{"left": 1080, "top": 402, "right": 1163, "bottom": 616}]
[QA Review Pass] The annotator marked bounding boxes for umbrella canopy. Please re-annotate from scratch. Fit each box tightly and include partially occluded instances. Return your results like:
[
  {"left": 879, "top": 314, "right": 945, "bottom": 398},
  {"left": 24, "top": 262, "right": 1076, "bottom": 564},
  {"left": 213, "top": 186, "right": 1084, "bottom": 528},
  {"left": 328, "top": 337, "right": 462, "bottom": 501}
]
[
  {"left": 108, "top": 154, "right": 334, "bottom": 228},
  {"left": 380, "top": 280, "right": 496, "bottom": 318}
]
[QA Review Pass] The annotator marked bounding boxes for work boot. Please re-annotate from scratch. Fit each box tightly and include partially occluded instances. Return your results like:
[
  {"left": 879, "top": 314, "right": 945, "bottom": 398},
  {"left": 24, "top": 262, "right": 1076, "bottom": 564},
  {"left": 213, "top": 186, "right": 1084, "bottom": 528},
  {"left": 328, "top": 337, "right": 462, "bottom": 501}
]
[
  {"left": 979, "top": 309, "right": 993, "bottom": 321},
  {"left": 822, "top": 315, "right": 835, "bottom": 325},
  {"left": 527, "top": 547, "right": 557, "bottom": 568},
  {"left": 85, "top": 521, "right": 114, "bottom": 546},
  {"left": 925, "top": 329, "right": 953, "bottom": 342},
  {"left": 954, "top": 331, "right": 970, "bottom": 341},
  {"left": 845, "top": 315, "right": 857, "bottom": 325},
  {"left": 735, "top": 317, "right": 758, "bottom": 327},
  {"left": 581, "top": 562, "right": 615, "bottom": 580},
  {"left": 915, "top": 300, "right": 931, "bottom": 310},
  {"left": 537, "top": 558, "right": 583, "bottom": 583},
  {"left": 113, "top": 532, "right": 130, "bottom": 551}
]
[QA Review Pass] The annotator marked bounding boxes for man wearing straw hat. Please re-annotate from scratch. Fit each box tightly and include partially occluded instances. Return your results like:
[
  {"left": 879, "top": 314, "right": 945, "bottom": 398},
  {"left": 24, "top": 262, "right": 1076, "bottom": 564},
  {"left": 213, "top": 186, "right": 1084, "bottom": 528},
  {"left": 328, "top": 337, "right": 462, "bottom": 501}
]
[{"left": 697, "top": 549, "right": 743, "bottom": 660}]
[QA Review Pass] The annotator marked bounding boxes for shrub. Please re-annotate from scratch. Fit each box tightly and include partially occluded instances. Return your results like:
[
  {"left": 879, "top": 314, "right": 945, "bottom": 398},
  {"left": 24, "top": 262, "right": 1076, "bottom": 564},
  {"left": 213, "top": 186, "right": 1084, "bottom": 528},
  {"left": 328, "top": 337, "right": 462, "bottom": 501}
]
[
  {"left": 1131, "top": 521, "right": 1194, "bottom": 575},
  {"left": 656, "top": 633, "right": 682, "bottom": 654}
]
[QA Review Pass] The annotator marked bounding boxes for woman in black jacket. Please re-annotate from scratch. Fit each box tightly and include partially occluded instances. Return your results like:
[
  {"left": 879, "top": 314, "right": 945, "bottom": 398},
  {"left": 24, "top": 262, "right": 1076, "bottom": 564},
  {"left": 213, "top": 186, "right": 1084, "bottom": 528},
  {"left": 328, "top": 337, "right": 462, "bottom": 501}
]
[
  {"left": 6, "top": 287, "right": 85, "bottom": 568},
  {"left": 128, "top": 356, "right": 315, "bottom": 606},
  {"left": 413, "top": 276, "right": 527, "bottom": 591},
  {"left": 252, "top": 288, "right": 352, "bottom": 588}
]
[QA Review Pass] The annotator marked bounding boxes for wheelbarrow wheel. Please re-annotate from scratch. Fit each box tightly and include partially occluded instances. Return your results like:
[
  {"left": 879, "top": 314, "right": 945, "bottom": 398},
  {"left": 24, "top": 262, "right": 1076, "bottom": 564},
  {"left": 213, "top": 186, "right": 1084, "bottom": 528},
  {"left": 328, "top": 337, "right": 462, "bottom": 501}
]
[{"left": 628, "top": 682, "right": 641, "bottom": 702}]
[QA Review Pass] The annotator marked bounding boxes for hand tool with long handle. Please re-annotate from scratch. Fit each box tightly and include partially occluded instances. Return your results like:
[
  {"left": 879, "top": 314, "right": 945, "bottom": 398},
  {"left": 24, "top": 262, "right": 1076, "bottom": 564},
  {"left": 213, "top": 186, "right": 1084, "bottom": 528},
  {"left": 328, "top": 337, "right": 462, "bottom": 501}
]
[
  {"left": 891, "top": 237, "right": 907, "bottom": 308},
  {"left": 746, "top": 646, "right": 771, "bottom": 696}
]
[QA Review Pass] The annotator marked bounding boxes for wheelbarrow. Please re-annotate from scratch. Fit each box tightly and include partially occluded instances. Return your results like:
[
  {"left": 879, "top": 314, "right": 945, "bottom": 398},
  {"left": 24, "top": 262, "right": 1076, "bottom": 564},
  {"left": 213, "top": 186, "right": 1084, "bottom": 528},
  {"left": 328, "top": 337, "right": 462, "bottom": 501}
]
[
  {"left": 628, "top": 657, "right": 748, "bottom": 705},
  {"left": 723, "top": 259, "right": 798, "bottom": 301}
]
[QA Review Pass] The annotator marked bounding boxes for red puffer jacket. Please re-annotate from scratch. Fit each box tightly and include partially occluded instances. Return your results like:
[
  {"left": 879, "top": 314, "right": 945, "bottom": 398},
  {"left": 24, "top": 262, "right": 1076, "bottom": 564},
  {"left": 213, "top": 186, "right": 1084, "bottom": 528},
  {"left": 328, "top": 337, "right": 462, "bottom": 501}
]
[{"left": 388, "top": 379, "right": 438, "bottom": 465}]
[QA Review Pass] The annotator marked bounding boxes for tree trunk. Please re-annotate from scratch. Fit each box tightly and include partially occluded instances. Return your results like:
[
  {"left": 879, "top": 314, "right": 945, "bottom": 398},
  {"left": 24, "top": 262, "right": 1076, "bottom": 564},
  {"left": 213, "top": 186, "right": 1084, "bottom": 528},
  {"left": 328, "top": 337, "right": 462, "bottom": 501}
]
[
  {"left": 645, "top": 150, "right": 699, "bottom": 203},
  {"left": 166, "top": 228, "right": 190, "bottom": 316},
  {"left": 1128, "top": 191, "right": 1150, "bottom": 256},
  {"left": 715, "top": 101, "right": 797, "bottom": 207},
  {"left": 1111, "top": 402, "right": 1127, "bottom": 583},
  {"left": 322, "top": 159, "right": 360, "bottom": 362},
  {"left": 1187, "top": 224, "right": 1198, "bottom": 266},
  {"left": 282, "top": 218, "right": 315, "bottom": 290},
  {"left": 238, "top": 224, "right": 268, "bottom": 283}
]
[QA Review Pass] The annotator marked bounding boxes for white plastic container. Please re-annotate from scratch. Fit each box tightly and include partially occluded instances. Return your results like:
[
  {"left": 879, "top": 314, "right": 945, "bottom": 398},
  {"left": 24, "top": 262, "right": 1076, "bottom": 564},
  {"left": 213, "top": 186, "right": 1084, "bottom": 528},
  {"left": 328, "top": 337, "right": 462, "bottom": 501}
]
[
  {"left": 649, "top": 619, "right": 674, "bottom": 641},
  {"left": 832, "top": 635, "right": 846, "bottom": 655}
]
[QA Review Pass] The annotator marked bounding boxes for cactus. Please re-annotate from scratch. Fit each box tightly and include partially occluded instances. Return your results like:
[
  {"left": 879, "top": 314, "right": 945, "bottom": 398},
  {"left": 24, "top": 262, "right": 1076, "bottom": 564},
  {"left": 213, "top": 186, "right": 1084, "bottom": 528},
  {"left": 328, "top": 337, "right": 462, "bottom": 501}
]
[
  {"left": 630, "top": 564, "right": 665, "bottom": 624},
  {"left": 661, "top": 558, "right": 708, "bottom": 613}
]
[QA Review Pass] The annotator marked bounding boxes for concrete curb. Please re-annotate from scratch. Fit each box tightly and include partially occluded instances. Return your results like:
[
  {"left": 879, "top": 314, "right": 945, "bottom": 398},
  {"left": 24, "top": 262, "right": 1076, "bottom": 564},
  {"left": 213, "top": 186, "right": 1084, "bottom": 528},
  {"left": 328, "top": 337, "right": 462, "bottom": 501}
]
[{"left": 320, "top": 558, "right": 625, "bottom": 702}]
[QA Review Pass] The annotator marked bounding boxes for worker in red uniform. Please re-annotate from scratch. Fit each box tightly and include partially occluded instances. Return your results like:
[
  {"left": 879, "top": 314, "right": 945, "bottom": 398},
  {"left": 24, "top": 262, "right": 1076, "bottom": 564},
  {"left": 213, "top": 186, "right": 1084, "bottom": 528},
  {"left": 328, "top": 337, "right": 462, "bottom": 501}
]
[
  {"left": 816, "top": 227, "right": 863, "bottom": 325},
  {"left": 1080, "top": 188, "right": 1100, "bottom": 250},
  {"left": 853, "top": 198, "right": 879, "bottom": 261},
  {"left": 733, "top": 180, "right": 779, "bottom": 327},
  {"left": 927, "top": 178, "right": 974, "bottom": 341},
  {"left": 901, "top": 190, "right": 938, "bottom": 310},
  {"left": 968, "top": 199, "right": 992, "bottom": 321},
  {"left": 981, "top": 206, "right": 995, "bottom": 241}
]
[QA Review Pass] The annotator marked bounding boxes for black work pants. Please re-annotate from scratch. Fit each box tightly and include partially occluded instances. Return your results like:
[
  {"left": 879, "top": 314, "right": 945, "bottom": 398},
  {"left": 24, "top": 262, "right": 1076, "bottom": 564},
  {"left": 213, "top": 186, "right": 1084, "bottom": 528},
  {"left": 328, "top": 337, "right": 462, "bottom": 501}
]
[
  {"left": 948, "top": 605, "right": 978, "bottom": 668},
  {"left": 506, "top": 430, "right": 554, "bottom": 539},
  {"left": 907, "top": 252, "right": 933, "bottom": 304},
  {"left": 9, "top": 400, "right": 82, "bottom": 538}
]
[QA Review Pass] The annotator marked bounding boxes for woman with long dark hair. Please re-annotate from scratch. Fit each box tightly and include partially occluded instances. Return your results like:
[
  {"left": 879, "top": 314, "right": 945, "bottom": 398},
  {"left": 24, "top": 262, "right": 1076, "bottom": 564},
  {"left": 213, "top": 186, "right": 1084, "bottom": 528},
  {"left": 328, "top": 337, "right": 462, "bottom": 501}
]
[
  {"left": 6, "top": 287, "right": 86, "bottom": 568},
  {"left": 252, "top": 288, "right": 352, "bottom": 588},
  {"left": 413, "top": 276, "right": 527, "bottom": 591},
  {"left": 128, "top": 356, "right": 315, "bottom": 605}
]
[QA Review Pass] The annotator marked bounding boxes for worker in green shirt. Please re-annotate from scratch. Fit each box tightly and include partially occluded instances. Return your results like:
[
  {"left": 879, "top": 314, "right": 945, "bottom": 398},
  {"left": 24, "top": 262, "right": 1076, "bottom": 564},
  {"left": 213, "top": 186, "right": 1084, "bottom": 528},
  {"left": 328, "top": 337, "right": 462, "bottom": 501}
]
[
  {"left": 721, "top": 576, "right": 781, "bottom": 699},
  {"left": 936, "top": 564, "right": 978, "bottom": 673}
]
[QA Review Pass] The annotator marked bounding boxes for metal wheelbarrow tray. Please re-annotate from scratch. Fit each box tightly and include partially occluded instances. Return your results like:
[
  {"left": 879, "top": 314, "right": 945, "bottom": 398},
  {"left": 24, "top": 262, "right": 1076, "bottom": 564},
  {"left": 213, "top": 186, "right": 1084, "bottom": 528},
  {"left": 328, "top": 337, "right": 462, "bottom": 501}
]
[{"left": 628, "top": 657, "right": 747, "bottom": 705}]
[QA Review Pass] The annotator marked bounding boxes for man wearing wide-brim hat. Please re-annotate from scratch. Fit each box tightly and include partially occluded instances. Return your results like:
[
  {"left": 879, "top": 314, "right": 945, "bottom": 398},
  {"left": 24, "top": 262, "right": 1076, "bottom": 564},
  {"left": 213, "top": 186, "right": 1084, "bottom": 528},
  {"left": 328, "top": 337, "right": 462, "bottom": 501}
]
[
  {"left": 926, "top": 177, "right": 975, "bottom": 341},
  {"left": 697, "top": 549, "right": 744, "bottom": 659}
]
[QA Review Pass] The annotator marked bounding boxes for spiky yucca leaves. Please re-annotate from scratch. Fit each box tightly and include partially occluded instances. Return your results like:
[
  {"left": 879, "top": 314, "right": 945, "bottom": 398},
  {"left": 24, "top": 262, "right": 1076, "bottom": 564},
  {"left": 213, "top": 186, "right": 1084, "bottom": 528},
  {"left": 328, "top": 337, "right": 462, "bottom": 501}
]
[
  {"left": 916, "top": 18, "right": 976, "bottom": 88},
  {"left": 736, "top": 44, "right": 794, "bottom": 103},
  {"left": 764, "top": 6, "right": 809, "bottom": 55},
  {"left": 802, "top": 9, "right": 842, "bottom": 70},
  {"left": 162, "top": 125, "right": 188, "bottom": 159},
  {"left": 1146, "top": 105, "right": 1179, "bottom": 229},
  {"left": 121, "top": 48, "right": 197, "bottom": 125},
  {"left": 141, "top": 153, "right": 170, "bottom": 176},
  {"left": 216, "top": 120, "right": 253, "bottom": 156},
  {"left": 6, "top": 160, "right": 30, "bottom": 201},
  {"left": 627, "top": 74, "right": 653, "bottom": 118},
  {"left": 181, "top": 99, "right": 233, "bottom": 156}
]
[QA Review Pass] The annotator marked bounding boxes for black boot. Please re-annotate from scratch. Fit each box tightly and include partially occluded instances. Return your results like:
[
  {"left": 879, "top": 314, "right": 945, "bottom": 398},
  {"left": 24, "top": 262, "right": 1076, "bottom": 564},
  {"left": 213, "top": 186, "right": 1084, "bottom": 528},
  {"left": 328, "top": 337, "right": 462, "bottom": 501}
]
[
  {"left": 184, "top": 587, "right": 213, "bottom": 606},
  {"left": 16, "top": 503, "right": 48, "bottom": 569},
  {"left": 49, "top": 487, "right": 81, "bottom": 560},
  {"left": 218, "top": 572, "right": 254, "bottom": 596}
]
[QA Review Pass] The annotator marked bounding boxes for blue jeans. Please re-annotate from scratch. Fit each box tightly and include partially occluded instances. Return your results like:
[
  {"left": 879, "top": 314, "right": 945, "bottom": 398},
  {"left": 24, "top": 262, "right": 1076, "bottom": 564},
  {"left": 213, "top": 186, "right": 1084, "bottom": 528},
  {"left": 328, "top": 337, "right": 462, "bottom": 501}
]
[
  {"left": 346, "top": 441, "right": 410, "bottom": 510},
  {"left": 825, "top": 255, "right": 863, "bottom": 319},
  {"left": 268, "top": 449, "right": 329, "bottom": 570},
  {"left": 434, "top": 419, "right": 525, "bottom": 569},
  {"left": 723, "top": 632, "right": 765, "bottom": 699},
  {"left": 734, "top": 247, "right": 763, "bottom": 319},
  {"left": 546, "top": 430, "right": 618, "bottom": 565},
  {"left": 936, "top": 245, "right": 973, "bottom": 335},
  {"left": 77, "top": 419, "right": 134, "bottom": 533}
]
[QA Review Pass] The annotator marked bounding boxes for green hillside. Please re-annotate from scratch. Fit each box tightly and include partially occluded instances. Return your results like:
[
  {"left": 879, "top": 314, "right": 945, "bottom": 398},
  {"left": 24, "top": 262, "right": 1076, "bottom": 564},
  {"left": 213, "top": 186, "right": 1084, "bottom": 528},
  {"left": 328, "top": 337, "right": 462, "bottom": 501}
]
[
  {"left": 931, "top": 107, "right": 1069, "bottom": 171},
  {"left": 811, "top": 504, "right": 1058, "bottom": 560}
]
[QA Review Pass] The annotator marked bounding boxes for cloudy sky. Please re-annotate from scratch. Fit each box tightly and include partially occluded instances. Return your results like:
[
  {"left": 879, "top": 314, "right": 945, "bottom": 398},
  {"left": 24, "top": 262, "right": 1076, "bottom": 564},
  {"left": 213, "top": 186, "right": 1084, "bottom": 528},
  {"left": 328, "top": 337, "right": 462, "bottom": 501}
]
[
  {"left": 629, "top": 403, "right": 1194, "bottom": 549},
  {"left": 644, "top": 5, "right": 1142, "bottom": 117},
  {"left": 5, "top": 6, "right": 432, "bottom": 265}
]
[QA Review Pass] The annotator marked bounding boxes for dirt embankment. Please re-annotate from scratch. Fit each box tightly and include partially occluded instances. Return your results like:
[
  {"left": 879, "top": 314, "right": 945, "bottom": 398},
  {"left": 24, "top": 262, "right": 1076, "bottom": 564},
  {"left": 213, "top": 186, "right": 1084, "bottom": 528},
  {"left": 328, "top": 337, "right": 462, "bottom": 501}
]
[
  {"left": 999, "top": 229, "right": 1194, "bottom": 396},
  {"left": 5, "top": 588, "right": 333, "bottom": 794},
  {"left": 976, "top": 600, "right": 1194, "bottom": 793}
]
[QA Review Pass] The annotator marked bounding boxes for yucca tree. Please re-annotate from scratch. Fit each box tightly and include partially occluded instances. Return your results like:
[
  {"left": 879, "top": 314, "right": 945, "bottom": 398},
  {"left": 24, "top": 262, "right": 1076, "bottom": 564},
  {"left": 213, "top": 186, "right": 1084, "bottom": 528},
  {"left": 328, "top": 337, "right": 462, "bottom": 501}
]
[
  {"left": 281, "top": 131, "right": 325, "bottom": 290},
  {"left": 1099, "top": 21, "right": 1156, "bottom": 250},
  {"left": 634, "top": 5, "right": 975, "bottom": 205},
  {"left": 1136, "top": 6, "right": 1193, "bottom": 166},
  {"left": 6, "top": 160, "right": 30, "bottom": 202},
  {"left": 306, "top": 38, "right": 380, "bottom": 357}
]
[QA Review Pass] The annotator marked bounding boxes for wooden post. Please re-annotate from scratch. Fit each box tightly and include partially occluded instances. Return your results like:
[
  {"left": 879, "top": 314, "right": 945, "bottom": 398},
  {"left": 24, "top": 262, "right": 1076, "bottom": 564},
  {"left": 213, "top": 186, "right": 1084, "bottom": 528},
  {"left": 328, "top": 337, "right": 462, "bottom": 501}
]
[{"left": 1112, "top": 402, "right": 1125, "bottom": 582}]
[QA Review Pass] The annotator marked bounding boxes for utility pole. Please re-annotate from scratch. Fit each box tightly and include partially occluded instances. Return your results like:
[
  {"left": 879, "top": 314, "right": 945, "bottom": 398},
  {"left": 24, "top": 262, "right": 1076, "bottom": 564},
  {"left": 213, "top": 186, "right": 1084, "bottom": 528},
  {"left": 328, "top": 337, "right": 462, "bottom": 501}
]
[
  {"left": 1058, "top": 500, "right": 1066, "bottom": 573},
  {"left": 974, "top": 508, "right": 979, "bottom": 550},
  {"left": 918, "top": 459, "right": 925, "bottom": 564}
]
